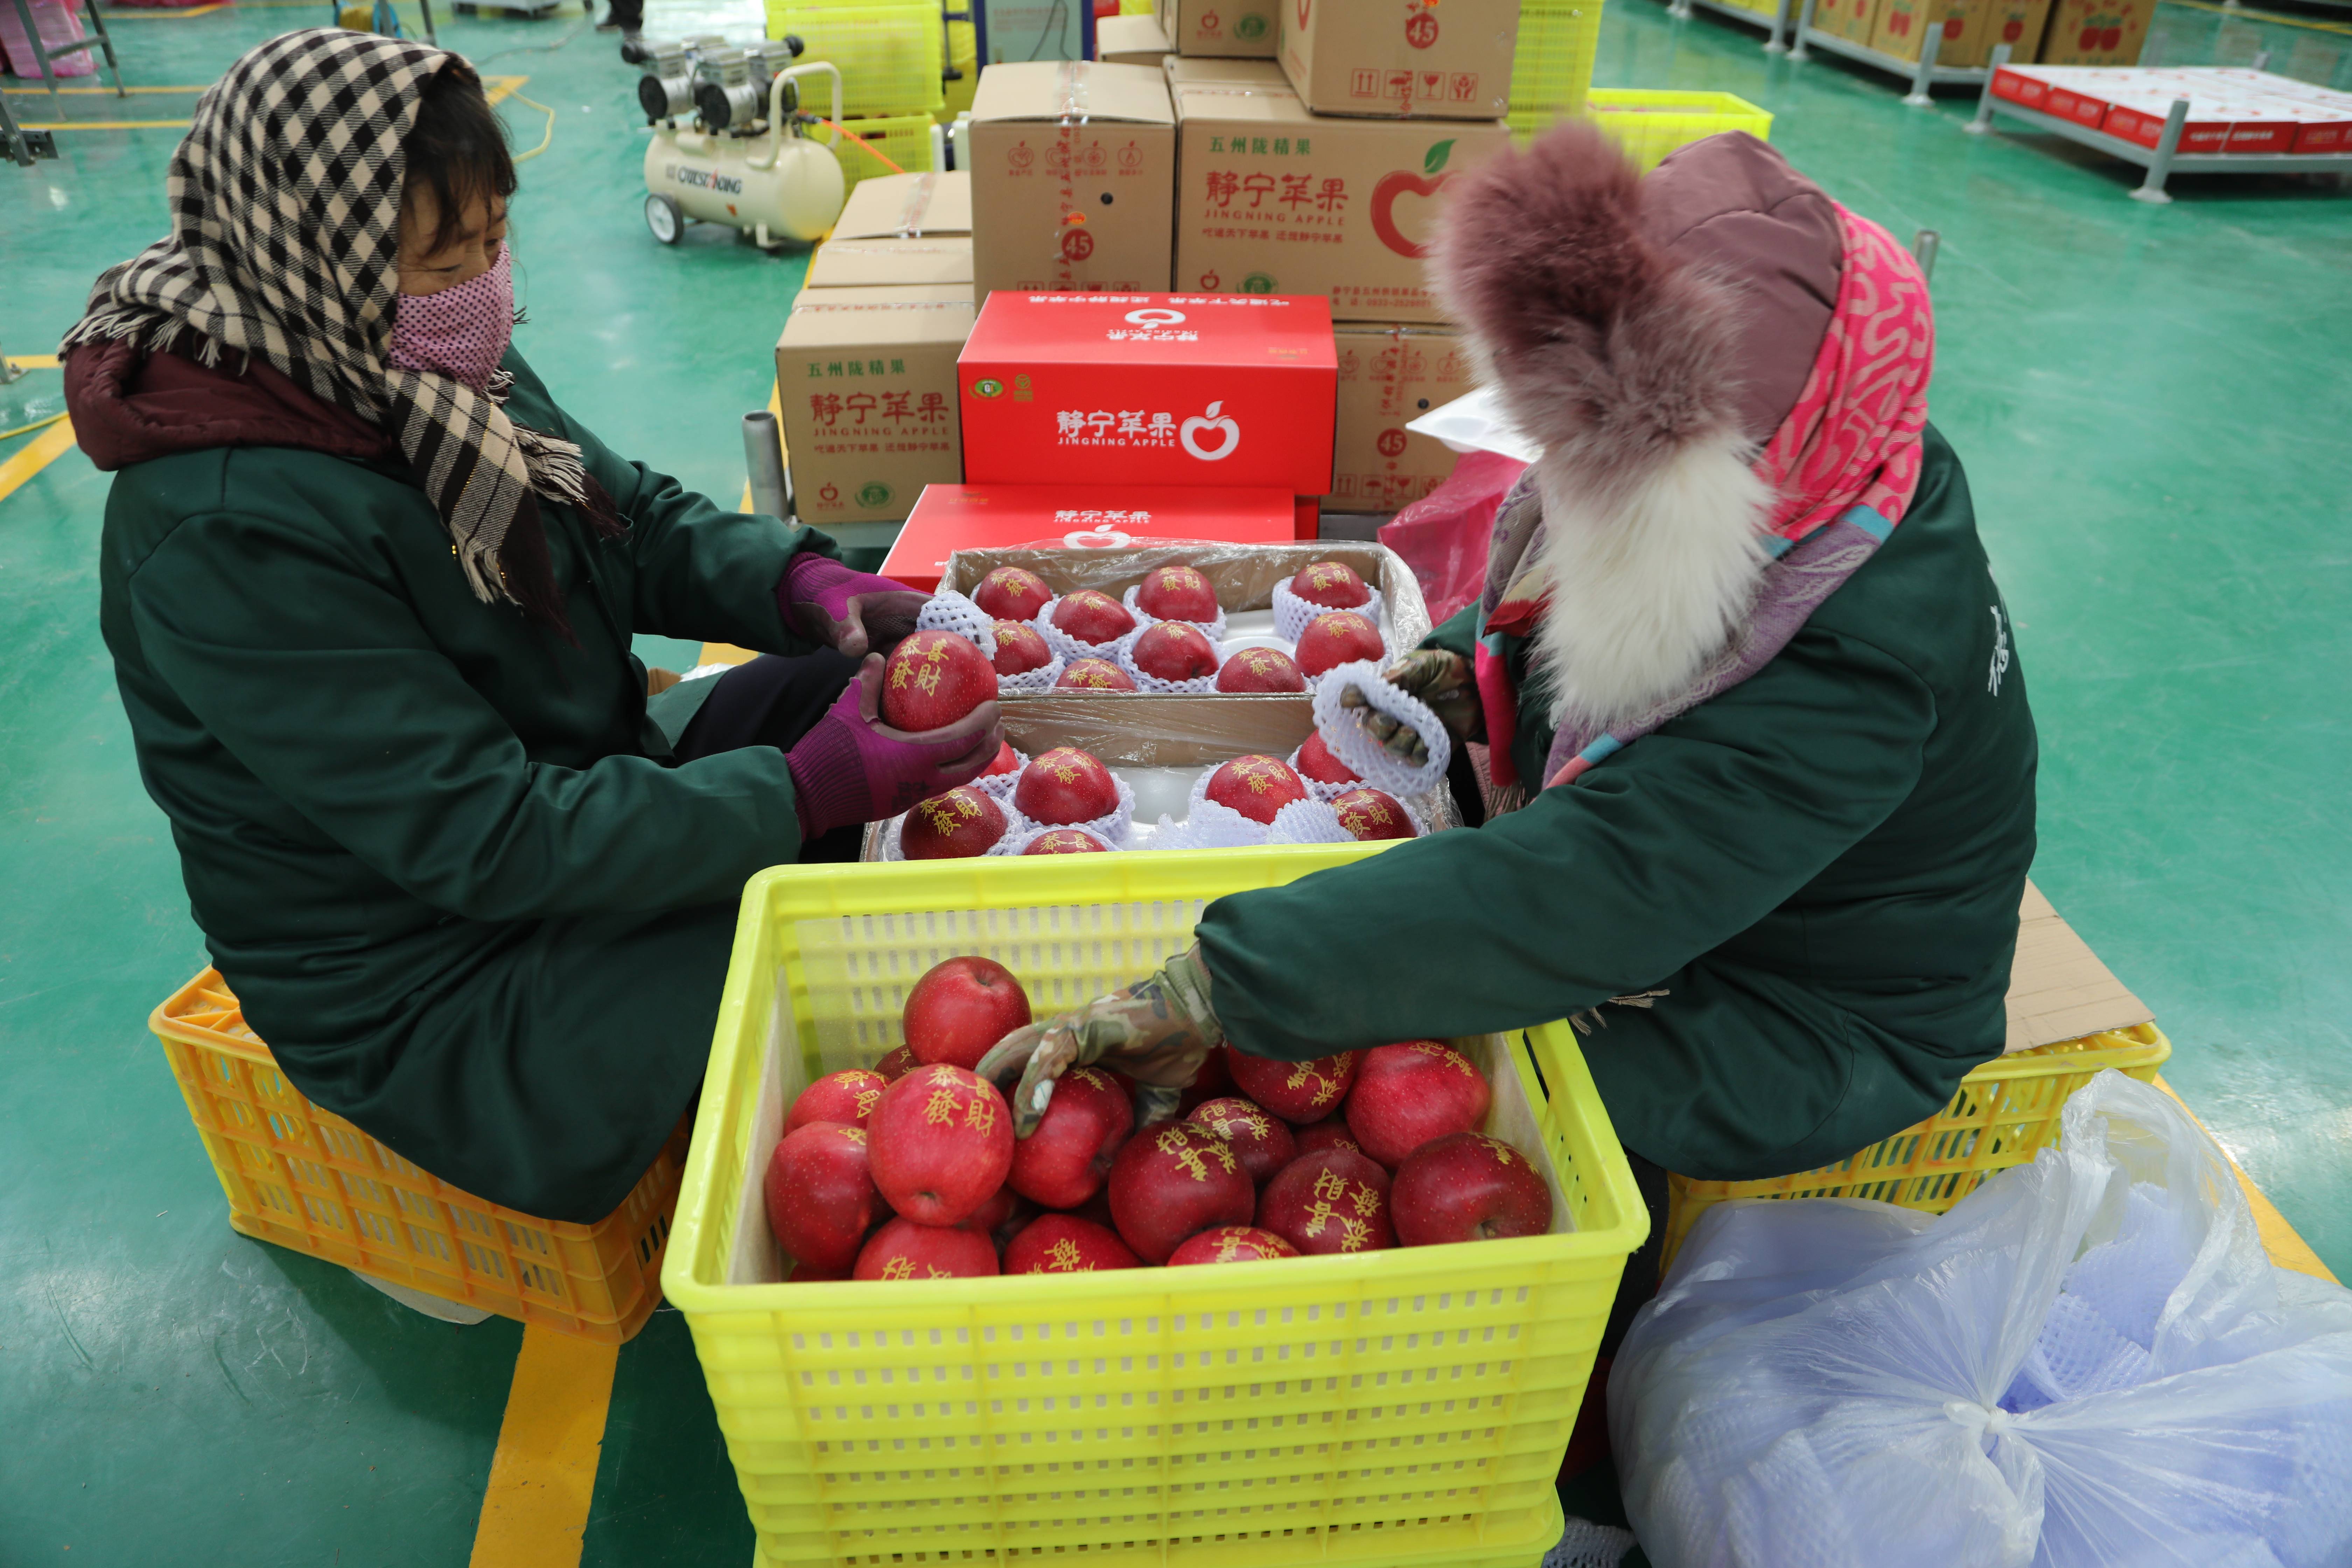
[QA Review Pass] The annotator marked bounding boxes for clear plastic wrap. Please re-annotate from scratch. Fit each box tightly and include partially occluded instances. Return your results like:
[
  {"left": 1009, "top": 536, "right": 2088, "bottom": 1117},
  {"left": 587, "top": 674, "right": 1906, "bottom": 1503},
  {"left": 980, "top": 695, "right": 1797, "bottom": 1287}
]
[{"left": 1610, "top": 1071, "right": 2352, "bottom": 1568}]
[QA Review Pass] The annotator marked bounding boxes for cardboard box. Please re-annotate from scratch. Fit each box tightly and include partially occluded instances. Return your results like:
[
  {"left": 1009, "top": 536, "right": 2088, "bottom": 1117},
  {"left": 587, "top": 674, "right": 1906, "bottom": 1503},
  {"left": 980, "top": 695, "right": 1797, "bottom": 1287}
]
[
  {"left": 774, "top": 285, "right": 975, "bottom": 525},
  {"left": 968, "top": 62, "right": 1176, "bottom": 298},
  {"left": 1278, "top": 0, "right": 1516, "bottom": 121},
  {"left": 805, "top": 237, "right": 975, "bottom": 289},
  {"left": 1325, "top": 324, "right": 1470, "bottom": 513},
  {"left": 2004, "top": 882, "right": 2151, "bottom": 1052},
  {"left": 1816, "top": 0, "right": 1882, "bottom": 47},
  {"left": 831, "top": 169, "right": 973, "bottom": 239},
  {"left": 1160, "top": 0, "right": 1279, "bottom": 57},
  {"left": 1169, "top": 59, "right": 1509, "bottom": 323},
  {"left": 2036, "top": 0, "right": 2150, "bottom": 66},
  {"left": 1963, "top": 0, "right": 2049, "bottom": 64},
  {"left": 1096, "top": 11, "right": 1174, "bottom": 65},
  {"left": 957, "top": 290, "right": 1337, "bottom": 493},
  {"left": 1868, "top": 0, "right": 1971, "bottom": 65},
  {"left": 880, "top": 484, "right": 1300, "bottom": 589}
]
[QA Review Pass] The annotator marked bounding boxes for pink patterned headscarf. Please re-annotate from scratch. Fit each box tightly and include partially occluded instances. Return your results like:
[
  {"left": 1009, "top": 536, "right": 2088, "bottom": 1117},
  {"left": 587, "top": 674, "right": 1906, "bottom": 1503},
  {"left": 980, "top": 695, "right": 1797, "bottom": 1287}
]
[{"left": 1472, "top": 203, "right": 1936, "bottom": 792}]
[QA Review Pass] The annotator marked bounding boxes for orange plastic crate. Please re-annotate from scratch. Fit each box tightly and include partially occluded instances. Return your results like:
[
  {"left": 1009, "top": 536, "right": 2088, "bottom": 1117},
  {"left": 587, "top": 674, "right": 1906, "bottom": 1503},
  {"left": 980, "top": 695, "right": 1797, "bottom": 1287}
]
[{"left": 152, "top": 969, "right": 680, "bottom": 1342}]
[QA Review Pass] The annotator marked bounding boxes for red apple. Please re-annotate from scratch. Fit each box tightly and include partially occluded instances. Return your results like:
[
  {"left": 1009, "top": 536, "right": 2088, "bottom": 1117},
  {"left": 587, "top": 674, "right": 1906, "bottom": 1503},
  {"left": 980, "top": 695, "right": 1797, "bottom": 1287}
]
[
  {"left": 1346, "top": 1041, "right": 1492, "bottom": 1169},
  {"left": 785, "top": 1068, "right": 889, "bottom": 1136},
  {"left": 1014, "top": 747, "right": 1121, "bottom": 825},
  {"left": 1024, "top": 828, "right": 1110, "bottom": 854},
  {"left": 867, "top": 1064, "right": 1015, "bottom": 1225},
  {"left": 1177, "top": 1044, "right": 1236, "bottom": 1115},
  {"left": 881, "top": 629, "right": 998, "bottom": 732},
  {"left": 992, "top": 621, "right": 1052, "bottom": 676},
  {"left": 1331, "top": 788, "right": 1414, "bottom": 842},
  {"left": 1289, "top": 560, "right": 1371, "bottom": 610},
  {"left": 1227, "top": 1050, "right": 1361, "bottom": 1123},
  {"left": 1294, "top": 612, "right": 1385, "bottom": 679},
  {"left": 1392, "top": 1132, "right": 1553, "bottom": 1245},
  {"left": 1135, "top": 564, "right": 1220, "bottom": 622},
  {"left": 958, "top": 1184, "right": 1039, "bottom": 1250},
  {"left": 1294, "top": 1115, "right": 1364, "bottom": 1157},
  {"left": 875, "top": 1044, "right": 919, "bottom": 1082},
  {"left": 1256, "top": 1148, "right": 1395, "bottom": 1256},
  {"left": 1051, "top": 588, "right": 1138, "bottom": 645},
  {"left": 1132, "top": 622, "right": 1220, "bottom": 682},
  {"left": 1204, "top": 754, "right": 1308, "bottom": 826},
  {"left": 1067, "top": 1184, "right": 1119, "bottom": 1231},
  {"left": 981, "top": 741, "right": 1021, "bottom": 779},
  {"left": 1105, "top": 1122, "right": 1256, "bottom": 1263},
  {"left": 854, "top": 1214, "right": 1000, "bottom": 1280},
  {"left": 900, "top": 786, "right": 1009, "bottom": 860},
  {"left": 974, "top": 566, "right": 1053, "bottom": 622},
  {"left": 1168, "top": 1225, "right": 1300, "bottom": 1265},
  {"left": 1004, "top": 1213, "right": 1141, "bottom": 1273},
  {"left": 763, "top": 1122, "right": 883, "bottom": 1276},
  {"left": 1215, "top": 646, "right": 1306, "bottom": 693},
  {"left": 1185, "top": 1097, "right": 1297, "bottom": 1185},
  {"left": 1056, "top": 657, "right": 1138, "bottom": 692},
  {"left": 1296, "top": 730, "right": 1361, "bottom": 785},
  {"left": 903, "top": 956, "right": 1032, "bottom": 1071},
  {"left": 1009, "top": 1065, "right": 1135, "bottom": 1208}
]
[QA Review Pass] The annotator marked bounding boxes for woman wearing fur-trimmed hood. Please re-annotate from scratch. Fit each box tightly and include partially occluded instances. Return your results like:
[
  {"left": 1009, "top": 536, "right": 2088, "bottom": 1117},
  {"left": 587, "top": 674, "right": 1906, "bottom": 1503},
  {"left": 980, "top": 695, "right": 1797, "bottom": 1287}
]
[{"left": 979, "top": 128, "right": 2037, "bottom": 1264}]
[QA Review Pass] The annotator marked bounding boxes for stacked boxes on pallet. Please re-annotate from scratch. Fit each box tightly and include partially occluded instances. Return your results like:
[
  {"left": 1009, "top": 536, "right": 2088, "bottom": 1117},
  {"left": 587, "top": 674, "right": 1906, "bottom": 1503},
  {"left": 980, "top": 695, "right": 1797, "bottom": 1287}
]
[
  {"left": 1814, "top": 0, "right": 2149, "bottom": 68},
  {"left": 764, "top": 0, "right": 945, "bottom": 189}
]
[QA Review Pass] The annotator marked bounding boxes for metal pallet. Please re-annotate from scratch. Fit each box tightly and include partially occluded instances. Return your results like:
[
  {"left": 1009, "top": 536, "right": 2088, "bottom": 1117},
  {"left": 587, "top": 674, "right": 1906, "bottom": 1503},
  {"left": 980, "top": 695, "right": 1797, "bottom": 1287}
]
[
  {"left": 1666, "top": 0, "right": 1798, "bottom": 54},
  {"left": 1963, "top": 46, "right": 2352, "bottom": 203},
  {"left": 1788, "top": 0, "right": 1990, "bottom": 104}
]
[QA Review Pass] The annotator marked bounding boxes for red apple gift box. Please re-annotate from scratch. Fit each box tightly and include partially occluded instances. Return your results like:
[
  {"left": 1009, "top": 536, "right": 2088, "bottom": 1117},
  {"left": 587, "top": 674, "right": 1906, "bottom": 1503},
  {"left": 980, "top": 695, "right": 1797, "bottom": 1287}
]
[{"left": 763, "top": 958, "right": 1562, "bottom": 1282}]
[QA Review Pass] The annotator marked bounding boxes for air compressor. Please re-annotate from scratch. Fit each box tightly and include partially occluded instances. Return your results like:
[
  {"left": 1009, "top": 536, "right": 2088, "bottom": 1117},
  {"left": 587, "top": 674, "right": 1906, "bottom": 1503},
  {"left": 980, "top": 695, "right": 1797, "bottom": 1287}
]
[{"left": 638, "top": 36, "right": 847, "bottom": 250}]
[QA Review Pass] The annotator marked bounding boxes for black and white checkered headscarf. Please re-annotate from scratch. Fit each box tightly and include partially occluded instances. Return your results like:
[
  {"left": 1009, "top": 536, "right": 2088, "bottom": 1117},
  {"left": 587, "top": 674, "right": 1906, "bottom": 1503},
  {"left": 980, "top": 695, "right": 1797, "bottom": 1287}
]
[{"left": 62, "top": 28, "right": 613, "bottom": 628}]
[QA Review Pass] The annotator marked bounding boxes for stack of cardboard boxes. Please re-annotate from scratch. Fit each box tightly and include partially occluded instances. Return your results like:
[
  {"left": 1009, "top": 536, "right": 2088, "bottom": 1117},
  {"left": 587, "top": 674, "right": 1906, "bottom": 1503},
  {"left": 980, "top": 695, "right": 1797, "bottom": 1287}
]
[{"left": 1814, "top": 0, "right": 2153, "bottom": 69}]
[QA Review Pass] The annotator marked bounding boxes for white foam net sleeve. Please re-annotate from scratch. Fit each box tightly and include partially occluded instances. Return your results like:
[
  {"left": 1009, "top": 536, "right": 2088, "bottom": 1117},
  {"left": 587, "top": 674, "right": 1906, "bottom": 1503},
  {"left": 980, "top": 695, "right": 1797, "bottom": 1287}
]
[
  {"left": 1273, "top": 576, "right": 1385, "bottom": 645},
  {"left": 1009, "top": 767, "right": 1136, "bottom": 848},
  {"left": 1115, "top": 634, "right": 1228, "bottom": 695},
  {"left": 1121, "top": 583, "right": 1230, "bottom": 644},
  {"left": 1312, "top": 661, "right": 1451, "bottom": 798},
  {"left": 1543, "top": 1519, "right": 1637, "bottom": 1568},
  {"left": 993, "top": 654, "right": 1065, "bottom": 694},
  {"left": 1031, "top": 599, "right": 1144, "bottom": 666},
  {"left": 1265, "top": 798, "right": 1352, "bottom": 845},
  {"left": 915, "top": 590, "right": 996, "bottom": 660},
  {"left": 971, "top": 747, "right": 1031, "bottom": 802}
]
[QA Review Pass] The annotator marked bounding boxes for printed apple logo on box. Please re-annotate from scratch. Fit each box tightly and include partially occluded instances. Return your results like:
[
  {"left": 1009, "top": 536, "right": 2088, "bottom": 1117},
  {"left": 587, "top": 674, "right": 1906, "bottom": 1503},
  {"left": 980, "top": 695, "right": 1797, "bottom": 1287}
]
[
  {"left": 1372, "top": 139, "right": 1455, "bottom": 259},
  {"left": 1180, "top": 401, "right": 1241, "bottom": 461}
]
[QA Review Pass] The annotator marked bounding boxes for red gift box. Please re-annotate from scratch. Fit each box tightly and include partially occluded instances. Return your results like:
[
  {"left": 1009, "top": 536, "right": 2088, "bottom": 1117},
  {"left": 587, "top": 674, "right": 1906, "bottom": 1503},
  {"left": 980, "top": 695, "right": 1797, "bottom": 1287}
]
[
  {"left": 957, "top": 291, "right": 1338, "bottom": 497},
  {"left": 880, "top": 483, "right": 1300, "bottom": 591}
]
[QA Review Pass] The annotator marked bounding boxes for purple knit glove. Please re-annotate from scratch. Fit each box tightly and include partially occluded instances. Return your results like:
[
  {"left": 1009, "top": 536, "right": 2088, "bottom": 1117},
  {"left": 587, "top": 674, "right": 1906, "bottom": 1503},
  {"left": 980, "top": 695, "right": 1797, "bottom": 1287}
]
[
  {"left": 785, "top": 654, "right": 1003, "bottom": 840},
  {"left": 782, "top": 552, "right": 928, "bottom": 660}
]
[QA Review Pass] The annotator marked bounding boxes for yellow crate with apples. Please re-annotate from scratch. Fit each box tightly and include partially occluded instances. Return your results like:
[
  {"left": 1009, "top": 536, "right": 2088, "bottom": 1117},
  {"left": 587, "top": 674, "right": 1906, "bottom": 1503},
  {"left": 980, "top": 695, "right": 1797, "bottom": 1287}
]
[{"left": 663, "top": 848, "right": 1648, "bottom": 1568}]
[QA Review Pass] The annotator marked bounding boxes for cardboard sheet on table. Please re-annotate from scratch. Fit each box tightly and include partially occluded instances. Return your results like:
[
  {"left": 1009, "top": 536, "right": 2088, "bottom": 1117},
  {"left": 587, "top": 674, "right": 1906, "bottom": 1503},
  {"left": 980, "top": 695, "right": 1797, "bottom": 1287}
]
[{"left": 2003, "top": 880, "right": 2152, "bottom": 1052}]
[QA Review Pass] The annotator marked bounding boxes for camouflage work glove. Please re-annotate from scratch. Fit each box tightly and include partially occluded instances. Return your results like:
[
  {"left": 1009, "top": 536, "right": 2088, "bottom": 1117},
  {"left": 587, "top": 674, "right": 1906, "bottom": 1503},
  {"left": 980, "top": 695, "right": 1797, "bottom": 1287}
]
[
  {"left": 974, "top": 946, "right": 1222, "bottom": 1137},
  {"left": 1336, "top": 648, "right": 1481, "bottom": 765}
]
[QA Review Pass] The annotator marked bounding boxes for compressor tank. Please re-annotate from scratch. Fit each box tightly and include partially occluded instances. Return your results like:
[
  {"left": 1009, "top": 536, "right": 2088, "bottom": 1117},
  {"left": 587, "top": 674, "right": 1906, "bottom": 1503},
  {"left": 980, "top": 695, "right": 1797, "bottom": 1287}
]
[{"left": 644, "top": 125, "right": 846, "bottom": 243}]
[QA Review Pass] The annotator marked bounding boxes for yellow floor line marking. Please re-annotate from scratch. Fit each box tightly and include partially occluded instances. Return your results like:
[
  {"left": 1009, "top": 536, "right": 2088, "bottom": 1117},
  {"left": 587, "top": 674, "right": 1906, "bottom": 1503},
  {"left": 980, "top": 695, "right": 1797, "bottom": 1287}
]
[
  {"left": 2155, "top": 1075, "right": 2338, "bottom": 1283},
  {"left": 2160, "top": 0, "right": 2352, "bottom": 36},
  {"left": 469, "top": 1325, "right": 620, "bottom": 1568},
  {"left": 98, "top": 2, "right": 226, "bottom": 15},
  {"left": 6, "top": 355, "right": 61, "bottom": 370},
  {"left": 37, "top": 82, "right": 213, "bottom": 91},
  {"left": 0, "top": 415, "right": 77, "bottom": 506}
]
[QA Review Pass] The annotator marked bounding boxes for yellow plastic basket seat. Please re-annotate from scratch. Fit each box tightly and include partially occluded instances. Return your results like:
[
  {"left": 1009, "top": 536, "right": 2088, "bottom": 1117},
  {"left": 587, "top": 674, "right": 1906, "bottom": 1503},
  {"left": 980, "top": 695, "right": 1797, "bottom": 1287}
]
[
  {"left": 766, "top": 3, "right": 945, "bottom": 118},
  {"left": 152, "top": 969, "right": 682, "bottom": 1342},
  {"left": 828, "top": 110, "right": 937, "bottom": 190},
  {"left": 1662, "top": 1023, "right": 2172, "bottom": 1271},
  {"left": 662, "top": 849, "right": 1651, "bottom": 1568},
  {"left": 1537, "top": 87, "right": 1774, "bottom": 169},
  {"left": 1509, "top": 0, "right": 1606, "bottom": 126}
]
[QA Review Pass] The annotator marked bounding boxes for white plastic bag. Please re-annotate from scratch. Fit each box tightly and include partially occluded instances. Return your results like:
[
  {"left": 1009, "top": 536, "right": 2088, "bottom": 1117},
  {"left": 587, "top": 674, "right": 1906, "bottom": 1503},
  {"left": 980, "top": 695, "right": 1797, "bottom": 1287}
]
[{"left": 1611, "top": 1071, "right": 2352, "bottom": 1568}]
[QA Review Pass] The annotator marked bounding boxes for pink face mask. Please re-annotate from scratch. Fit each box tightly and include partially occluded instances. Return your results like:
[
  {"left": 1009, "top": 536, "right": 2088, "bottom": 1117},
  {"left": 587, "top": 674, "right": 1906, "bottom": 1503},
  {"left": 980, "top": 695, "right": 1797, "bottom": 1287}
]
[{"left": 388, "top": 247, "right": 514, "bottom": 390}]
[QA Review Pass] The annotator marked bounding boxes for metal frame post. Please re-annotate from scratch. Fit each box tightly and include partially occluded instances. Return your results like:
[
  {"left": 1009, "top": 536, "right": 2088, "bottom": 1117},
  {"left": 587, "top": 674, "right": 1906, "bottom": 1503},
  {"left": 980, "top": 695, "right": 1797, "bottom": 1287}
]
[
  {"left": 8, "top": 0, "right": 124, "bottom": 96},
  {"left": 1904, "top": 7, "right": 1945, "bottom": 106},
  {"left": 1765, "top": 0, "right": 1793, "bottom": 52},
  {"left": 743, "top": 412, "right": 790, "bottom": 517},
  {"left": 2131, "top": 98, "right": 2189, "bottom": 204},
  {"left": 1965, "top": 42, "right": 2011, "bottom": 132},
  {"left": 1789, "top": 0, "right": 1820, "bottom": 63},
  {"left": 1910, "top": 227, "right": 1940, "bottom": 281},
  {"left": 1, "top": 90, "right": 57, "bottom": 166}
]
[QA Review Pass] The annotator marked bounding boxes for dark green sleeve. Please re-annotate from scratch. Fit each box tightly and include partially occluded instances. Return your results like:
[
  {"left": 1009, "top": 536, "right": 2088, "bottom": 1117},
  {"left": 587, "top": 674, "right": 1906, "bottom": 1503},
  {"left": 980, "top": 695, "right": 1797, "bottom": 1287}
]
[
  {"left": 1421, "top": 600, "right": 1480, "bottom": 660},
  {"left": 1197, "top": 626, "right": 1937, "bottom": 1059},
  {"left": 517, "top": 359, "right": 838, "bottom": 653},
  {"left": 127, "top": 512, "right": 809, "bottom": 923}
]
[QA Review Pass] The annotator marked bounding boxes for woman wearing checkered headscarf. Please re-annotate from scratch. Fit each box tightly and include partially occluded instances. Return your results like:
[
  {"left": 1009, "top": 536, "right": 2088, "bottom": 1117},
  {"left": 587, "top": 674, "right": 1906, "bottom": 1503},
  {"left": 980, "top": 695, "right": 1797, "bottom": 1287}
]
[{"left": 66, "top": 29, "right": 999, "bottom": 1225}]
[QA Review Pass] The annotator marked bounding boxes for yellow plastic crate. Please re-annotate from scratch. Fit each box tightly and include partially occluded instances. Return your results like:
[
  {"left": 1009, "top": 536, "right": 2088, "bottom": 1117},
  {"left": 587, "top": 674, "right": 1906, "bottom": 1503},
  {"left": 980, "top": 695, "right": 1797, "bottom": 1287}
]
[
  {"left": 1663, "top": 1023, "right": 2172, "bottom": 1270},
  {"left": 768, "top": 4, "right": 945, "bottom": 118},
  {"left": 830, "top": 111, "right": 937, "bottom": 190},
  {"left": 153, "top": 969, "right": 682, "bottom": 1342},
  {"left": 1508, "top": 0, "right": 1606, "bottom": 126},
  {"left": 663, "top": 849, "right": 1649, "bottom": 1568},
  {"left": 1551, "top": 87, "right": 1774, "bottom": 170}
]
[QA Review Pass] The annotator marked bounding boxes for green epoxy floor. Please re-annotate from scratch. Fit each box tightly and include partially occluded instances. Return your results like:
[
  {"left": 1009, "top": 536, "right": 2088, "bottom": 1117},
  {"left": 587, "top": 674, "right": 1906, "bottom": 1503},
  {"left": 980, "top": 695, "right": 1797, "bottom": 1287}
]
[{"left": 4, "top": 0, "right": 2349, "bottom": 1560}]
